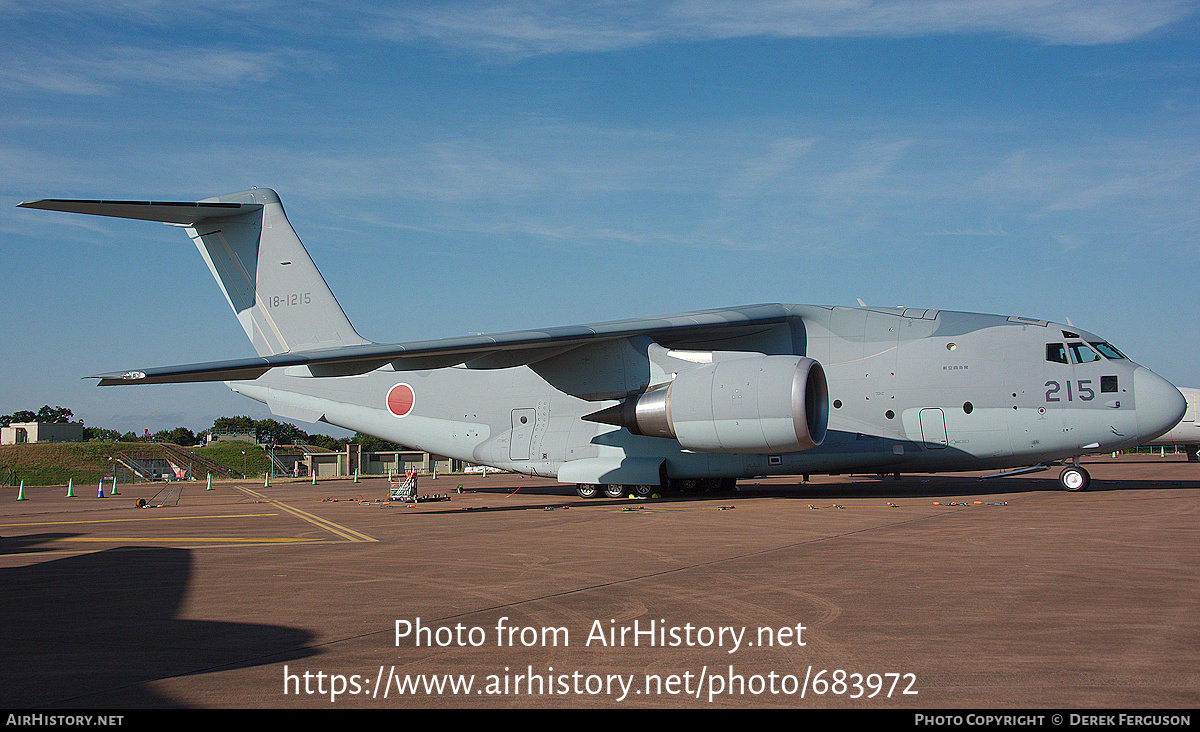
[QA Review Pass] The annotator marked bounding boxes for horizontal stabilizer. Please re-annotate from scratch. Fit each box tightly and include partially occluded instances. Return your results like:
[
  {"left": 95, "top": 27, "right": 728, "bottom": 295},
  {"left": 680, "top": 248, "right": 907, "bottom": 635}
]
[
  {"left": 94, "top": 363, "right": 273, "bottom": 386},
  {"left": 17, "top": 198, "right": 261, "bottom": 225}
]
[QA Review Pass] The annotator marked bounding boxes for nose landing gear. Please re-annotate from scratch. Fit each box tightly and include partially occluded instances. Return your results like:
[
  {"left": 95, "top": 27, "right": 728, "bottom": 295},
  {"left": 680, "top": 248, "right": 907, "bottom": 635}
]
[{"left": 1059, "top": 463, "right": 1091, "bottom": 491}]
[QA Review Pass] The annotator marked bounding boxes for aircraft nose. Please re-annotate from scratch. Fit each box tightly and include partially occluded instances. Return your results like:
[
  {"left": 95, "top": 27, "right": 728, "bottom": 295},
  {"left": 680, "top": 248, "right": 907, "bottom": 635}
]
[{"left": 1134, "top": 367, "right": 1186, "bottom": 442}]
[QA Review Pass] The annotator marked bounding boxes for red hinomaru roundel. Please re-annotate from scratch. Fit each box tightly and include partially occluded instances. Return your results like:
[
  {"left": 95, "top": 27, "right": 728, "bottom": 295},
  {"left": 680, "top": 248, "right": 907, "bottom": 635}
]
[{"left": 386, "top": 383, "right": 415, "bottom": 417}]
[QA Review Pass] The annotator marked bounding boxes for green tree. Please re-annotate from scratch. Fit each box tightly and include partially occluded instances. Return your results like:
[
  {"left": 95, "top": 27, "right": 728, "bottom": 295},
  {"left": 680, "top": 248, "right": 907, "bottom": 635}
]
[
  {"left": 36, "top": 405, "right": 73, "bottom": 423},
  {"left": 153, "top": 427, "right": 196, "bottom": 445},
  {"left": 1, "top": 410, "right": 37, "bottom": 427},
  {"left": 2, "top": 406, "right": 73, "bottom": 426},
  {"left": 213, "top": 416, "right": 256, "bottom": 431},
  {"left": 254, "top": 419, "right": 306, "bottom": 446},
  {"left": 208, "top": 414, "right": 361, "bottom": 451},
  {"left": 84, "top": 427, "right": 124, "bottom": 441},
  {"left": 303, "top": 433, "right": 346, "bottom": 451}
]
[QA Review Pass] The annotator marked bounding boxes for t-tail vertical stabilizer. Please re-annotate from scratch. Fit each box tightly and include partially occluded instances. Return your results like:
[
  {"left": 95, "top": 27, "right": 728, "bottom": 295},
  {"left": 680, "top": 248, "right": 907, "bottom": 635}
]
[
  {"left": 19, "top": 188, "right": 371, "bottom": 356},
  {"left": 186, "top": 188, "right": 369, "bottom": 356}
]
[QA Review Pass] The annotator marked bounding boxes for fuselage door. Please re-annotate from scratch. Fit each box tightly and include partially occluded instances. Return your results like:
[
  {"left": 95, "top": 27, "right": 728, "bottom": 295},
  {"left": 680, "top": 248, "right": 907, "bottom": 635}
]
[
  {"left": 510, "top": 408, "right": 536, "bottom": 461},
  {"left": 919, "top": 408, "right": 948, "bottom": 449}
]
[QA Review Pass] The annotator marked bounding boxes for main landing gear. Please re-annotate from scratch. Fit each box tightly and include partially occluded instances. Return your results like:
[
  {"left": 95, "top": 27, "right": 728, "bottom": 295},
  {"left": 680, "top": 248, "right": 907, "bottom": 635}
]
[
  {"left": 577, "top": 483, "right": 657, "bottom": 499},
  {"left": 602, "top": 484, "right": 625, "bottom": 499},
  {"left": 575, "top": 478, "right": 737, "bottom": 499}
]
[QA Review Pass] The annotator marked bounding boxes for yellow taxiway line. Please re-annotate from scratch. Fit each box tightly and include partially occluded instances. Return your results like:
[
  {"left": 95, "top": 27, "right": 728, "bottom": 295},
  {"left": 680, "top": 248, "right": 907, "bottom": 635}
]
[
  {"left": 0, "top": 513, "right": 279, "bottom": 528},
  {"left": 57, "top": 536, "right": 314, "bottom": 543},
  {"left": 237, "top": 487, "right": 377, "bottom": 542}
]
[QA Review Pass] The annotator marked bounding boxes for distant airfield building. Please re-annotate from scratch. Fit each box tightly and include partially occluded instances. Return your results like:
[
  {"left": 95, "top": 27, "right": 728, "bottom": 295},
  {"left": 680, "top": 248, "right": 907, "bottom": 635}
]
[
  {"left": 203, "top": 428, "right": 463, "bottom": 477},
  {"left": 302, "top": 443, "right": 461, "bottom": 478},
  {"left": 1, "top": 421, "right": 84, "bottom": 445},
  {"left": 206, "top": 428, "right": 257, "bottom": 444}
]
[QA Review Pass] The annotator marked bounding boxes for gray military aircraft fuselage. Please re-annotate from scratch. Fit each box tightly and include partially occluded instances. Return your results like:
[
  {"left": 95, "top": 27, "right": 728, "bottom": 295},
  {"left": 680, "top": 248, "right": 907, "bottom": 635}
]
[{"left": 19, "top": 189, "right": 1186, "bottom": 495}]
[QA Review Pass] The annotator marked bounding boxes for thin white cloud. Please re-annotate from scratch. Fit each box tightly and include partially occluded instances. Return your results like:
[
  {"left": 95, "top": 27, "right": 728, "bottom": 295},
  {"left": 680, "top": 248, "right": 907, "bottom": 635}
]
[
  {"left": 14, "top": 0, "right": 1189, "bottom": 48},
  {"left": 677, "top": 0, "right": 1194, "bottom": 45},
  {"left": 926, "top": 226, "right": 1011, "bottom": 236},
  {"left": 6, "top": 2, "right": 1191, "bottom": 84},
  {"left": 723, "top": 137, "right": 817, "bottom": 197},
  {"left": 371, "top": 0, "right": 1196, "bottom": 56},
  {"left": 814, "top": 138, "right": 916, "bottom": 198},
  {"left": 0, "top": 46, "right": 296, "bottom": 96},
  {"left": 1054, "top": 232, "right": 1087, "bottom": 251}
]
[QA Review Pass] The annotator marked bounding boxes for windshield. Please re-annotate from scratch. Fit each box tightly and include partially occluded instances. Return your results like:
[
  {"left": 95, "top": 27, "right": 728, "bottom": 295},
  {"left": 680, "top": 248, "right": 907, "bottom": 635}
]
[
  {"left": 1068, "top": 342, "right": 1100, "bottom": 364},
  {"left": 1090, "top": 342, "right": 1127, "bottom": 360}
]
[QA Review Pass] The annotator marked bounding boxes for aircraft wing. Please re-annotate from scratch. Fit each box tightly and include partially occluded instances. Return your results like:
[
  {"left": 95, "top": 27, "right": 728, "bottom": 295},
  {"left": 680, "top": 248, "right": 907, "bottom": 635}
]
[{"left": 91, "top": 304, "right": 793, "bottom": 385}]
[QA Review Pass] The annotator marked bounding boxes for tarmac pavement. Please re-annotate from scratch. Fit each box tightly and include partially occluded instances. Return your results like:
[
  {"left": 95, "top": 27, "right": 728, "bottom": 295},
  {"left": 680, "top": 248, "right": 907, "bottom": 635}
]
[{"left": 1, "top": 455, "right": 1196, "bottom": 709}]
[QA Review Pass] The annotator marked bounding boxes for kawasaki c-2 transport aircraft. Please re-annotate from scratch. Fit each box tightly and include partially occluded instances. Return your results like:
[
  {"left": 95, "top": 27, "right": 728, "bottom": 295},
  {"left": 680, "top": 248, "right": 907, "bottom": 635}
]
[{"left": 19, "top": 188, "right": 1186, "bottom": 496}]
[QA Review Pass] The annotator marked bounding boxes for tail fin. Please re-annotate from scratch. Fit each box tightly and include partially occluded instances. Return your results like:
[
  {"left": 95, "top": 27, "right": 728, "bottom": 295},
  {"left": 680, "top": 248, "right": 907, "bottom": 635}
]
[{"left": 20, "top": 188, "right": 370, "bottom": 356}]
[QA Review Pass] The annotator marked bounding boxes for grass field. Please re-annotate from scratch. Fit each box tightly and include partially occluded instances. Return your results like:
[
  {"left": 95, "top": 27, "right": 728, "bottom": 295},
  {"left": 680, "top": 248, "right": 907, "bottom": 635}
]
[{"left": 0, "top": 441, "right": 272, "bottom": 486}]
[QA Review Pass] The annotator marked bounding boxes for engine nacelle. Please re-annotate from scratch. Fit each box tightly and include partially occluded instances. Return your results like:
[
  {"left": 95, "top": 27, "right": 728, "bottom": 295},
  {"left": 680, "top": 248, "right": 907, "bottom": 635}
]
[{"left": 622, "top": 355, "right": 828, "bottom": 453}]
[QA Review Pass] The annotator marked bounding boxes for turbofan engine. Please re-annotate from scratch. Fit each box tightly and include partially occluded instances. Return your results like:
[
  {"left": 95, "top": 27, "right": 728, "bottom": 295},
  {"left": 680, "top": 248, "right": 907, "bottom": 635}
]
[{"left": 587, "top": 355, "right": 828, "bottom": 453}]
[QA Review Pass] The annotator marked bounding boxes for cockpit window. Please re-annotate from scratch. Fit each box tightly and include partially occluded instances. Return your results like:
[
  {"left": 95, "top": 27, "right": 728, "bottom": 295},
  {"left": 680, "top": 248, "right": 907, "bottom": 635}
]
[
  {"left": 1069, "top": 342, "right": 1101, "bottom": 364},
  {"left": 1046, "top": 343, "right": 1068, "bottom": 364},
  {"left": 1090, "top": 342, "right": 1127, "bottom": 360}
]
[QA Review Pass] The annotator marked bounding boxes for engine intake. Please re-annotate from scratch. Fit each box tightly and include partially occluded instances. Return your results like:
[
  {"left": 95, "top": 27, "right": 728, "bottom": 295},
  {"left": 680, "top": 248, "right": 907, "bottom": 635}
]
[{"left": 594, "top": 355, "right": 828, "bottom": 453}]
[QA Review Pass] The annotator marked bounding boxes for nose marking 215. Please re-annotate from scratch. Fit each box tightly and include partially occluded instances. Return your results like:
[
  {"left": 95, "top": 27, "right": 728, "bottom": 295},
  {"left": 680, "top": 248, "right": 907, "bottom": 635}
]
[{"left": 1046, "top": 380, "right": 1095, "bottom": 402}]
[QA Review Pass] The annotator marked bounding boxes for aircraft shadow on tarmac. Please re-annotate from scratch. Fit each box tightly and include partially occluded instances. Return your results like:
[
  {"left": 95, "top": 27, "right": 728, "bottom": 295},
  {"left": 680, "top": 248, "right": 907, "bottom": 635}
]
[
  {"left": 753, "top": 475, "right": 1197, "bottom": 500},
  {"left": 0, "top": 543, "right": 317, "bottom": 708},
  {"left": 434, "top": 470, "right": 1197, "bottom": 509}
]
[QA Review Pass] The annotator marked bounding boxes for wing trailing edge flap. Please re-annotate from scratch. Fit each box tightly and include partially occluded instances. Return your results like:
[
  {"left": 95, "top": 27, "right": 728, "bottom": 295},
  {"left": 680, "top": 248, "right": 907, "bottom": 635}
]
[{"left": 91, "top": 304, "right": 795, "bottom": 386}]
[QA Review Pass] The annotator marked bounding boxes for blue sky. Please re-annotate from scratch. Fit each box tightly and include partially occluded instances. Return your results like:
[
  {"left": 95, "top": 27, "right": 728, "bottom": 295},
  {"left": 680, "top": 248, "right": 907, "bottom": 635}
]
[{"left": 2, "top": 1, "right": 1198, "bottom": 436}]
